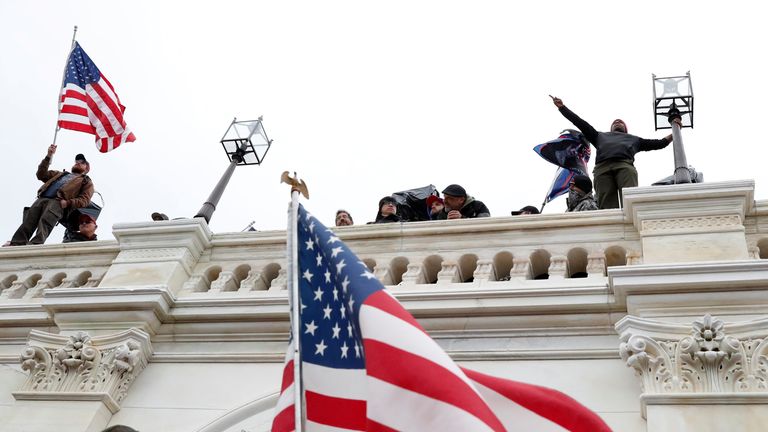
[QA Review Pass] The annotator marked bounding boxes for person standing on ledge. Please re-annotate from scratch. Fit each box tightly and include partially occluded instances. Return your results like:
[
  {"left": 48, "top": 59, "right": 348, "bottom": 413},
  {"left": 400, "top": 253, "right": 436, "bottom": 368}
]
[
  {"left": 551, "top": 95, "right": 679, "bottom": 209},
  {"left": 9, "top": 145, "right": 94, "bottom": 245}
]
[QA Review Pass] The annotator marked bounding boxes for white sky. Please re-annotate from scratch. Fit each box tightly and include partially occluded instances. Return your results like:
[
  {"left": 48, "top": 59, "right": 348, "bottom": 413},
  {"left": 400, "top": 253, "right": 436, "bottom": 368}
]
[{"left": 2, "top": 1, "right": 766, "bottom": 241}]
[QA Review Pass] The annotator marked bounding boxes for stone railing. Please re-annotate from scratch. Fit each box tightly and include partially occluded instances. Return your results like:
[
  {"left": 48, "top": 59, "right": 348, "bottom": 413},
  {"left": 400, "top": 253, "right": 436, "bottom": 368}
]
[
  {"left": 0, "top": 210, "right": 642, "bottom": 303},
  {"left": 0, "top": 180, "right": 767, "bottom": 306}
]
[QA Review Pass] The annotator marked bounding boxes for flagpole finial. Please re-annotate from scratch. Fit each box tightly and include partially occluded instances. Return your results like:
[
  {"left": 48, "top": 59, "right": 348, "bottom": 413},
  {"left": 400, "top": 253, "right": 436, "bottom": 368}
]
[{"left": 281, "top": 171, "right": 309, "bottom": 199}]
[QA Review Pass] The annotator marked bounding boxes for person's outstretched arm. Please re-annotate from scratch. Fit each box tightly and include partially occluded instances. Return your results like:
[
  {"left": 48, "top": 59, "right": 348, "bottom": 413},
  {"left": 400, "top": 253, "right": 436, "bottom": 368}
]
[
  {"left": 638, "top": 118, "right": 679, "bottom": 151},
  {"left": 550, "top": 96, "right": 599, "bottom": 143}
]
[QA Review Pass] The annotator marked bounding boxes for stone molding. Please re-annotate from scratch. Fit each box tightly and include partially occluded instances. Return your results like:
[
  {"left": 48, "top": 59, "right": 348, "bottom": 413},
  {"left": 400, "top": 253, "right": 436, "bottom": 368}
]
[
  {"left": 623, "top": 180, "right": 755, "bottom": 228},
  {"left": 640, "top": 214, "right": 743, "bottom": 235},
  {"left": 113, "top": 247, "right": 197, "bottom": 274},
  {"left": 13, "top": 328, "right": 152, "bottom": 413},
  {"left": 609, "top": 260, "right": 768, "bottom": 313},
  {"left": 617, "top": 314, "right": 768, "bottom": 395}
]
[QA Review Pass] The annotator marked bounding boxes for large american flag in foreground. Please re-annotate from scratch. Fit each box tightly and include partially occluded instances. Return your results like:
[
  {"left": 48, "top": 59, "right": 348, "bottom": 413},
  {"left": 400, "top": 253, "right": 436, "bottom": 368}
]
[
  {"left": 57, "top": 42, "right": 135, "bottom": 152},
  {"left": 273, "top": 204, "right": 612, "bottom": 432}
]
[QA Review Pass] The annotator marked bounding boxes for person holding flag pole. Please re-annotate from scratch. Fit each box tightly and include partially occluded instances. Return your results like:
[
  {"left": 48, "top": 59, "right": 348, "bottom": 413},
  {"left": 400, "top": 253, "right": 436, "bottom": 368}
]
[
  {"left": 272, "top": 173, "right": 612, "bottom": 431},
  {"left": 8, "top": 27, "right": 136, "bottom": 246}
]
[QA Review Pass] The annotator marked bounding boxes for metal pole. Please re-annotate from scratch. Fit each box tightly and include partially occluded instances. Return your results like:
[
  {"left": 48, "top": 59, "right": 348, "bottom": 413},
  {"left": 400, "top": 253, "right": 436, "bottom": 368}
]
[
  {"left": 670, "top": 115, "right": 692, "bottom": 184},
  {"left": 194, "top": 159, "right": 238, "bottom": 223},
  {"left": 288, "top": 190, "right": 304, "bottom": 431},
  {"left": 53, "top": 25, "right": 79, "bottom": 146}
]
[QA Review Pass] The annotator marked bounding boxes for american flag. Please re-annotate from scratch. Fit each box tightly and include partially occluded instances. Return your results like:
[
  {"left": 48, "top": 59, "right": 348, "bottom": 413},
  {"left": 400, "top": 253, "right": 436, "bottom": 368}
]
[
  {"left": 57, "top": 42, "right": 135, "bottom": 152},
  {"left": 272, "top": 204, "right": 612, "bottom": 432}
]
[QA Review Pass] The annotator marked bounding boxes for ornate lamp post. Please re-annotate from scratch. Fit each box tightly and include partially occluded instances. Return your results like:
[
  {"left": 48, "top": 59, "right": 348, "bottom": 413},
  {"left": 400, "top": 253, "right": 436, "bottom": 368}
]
[
  {"left": 652, "top": 72, "right": 694, "bottom": 184},
  {"left": 194, "top": 116, "right": 272, "bottom": 223}
]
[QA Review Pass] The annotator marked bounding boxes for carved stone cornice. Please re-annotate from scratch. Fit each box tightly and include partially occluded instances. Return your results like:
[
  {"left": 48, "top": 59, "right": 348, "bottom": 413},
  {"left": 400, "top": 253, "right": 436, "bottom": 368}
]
[
  {"left": 623, "top": 180, "right": 755, "bottom": 228},
  {"left": 640, "top": 215, "right": 743, "bottom": 236},
  {"left": 13, "top": 328, "right": 152, "bottom": 413},
  {"left": 609, "top": 260, "right": 768, "bottom": 318},
  {"left": 617, "top": 314, "right": 768, "bottom": 395}
]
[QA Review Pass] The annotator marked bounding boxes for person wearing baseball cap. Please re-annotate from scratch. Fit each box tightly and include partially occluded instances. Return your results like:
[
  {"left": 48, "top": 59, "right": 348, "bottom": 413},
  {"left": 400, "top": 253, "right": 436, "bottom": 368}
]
[
  {"left": 511, "top": 205, "right": 540, "bottom": 216},
  {"left": 435, "top": 184, "right": 490, "bottom": 220},
  {"left": 63, "top": 213, "right": 98, "bottom": 242},
  {"left": 566, "top": 174, "right": 599, "bottom": 213},
  {"left": 550, "top": 95, "right": 680, "bottom": 209},
  {"left": 9, "top": 144, "right": 94, "bottom": 245}
]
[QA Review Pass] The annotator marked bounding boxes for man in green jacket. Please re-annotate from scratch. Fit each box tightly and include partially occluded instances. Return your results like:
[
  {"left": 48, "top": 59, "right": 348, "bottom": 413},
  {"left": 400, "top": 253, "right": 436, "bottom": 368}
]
[{"left": 9, "top": 144, "right": 94, "bottom": 245}]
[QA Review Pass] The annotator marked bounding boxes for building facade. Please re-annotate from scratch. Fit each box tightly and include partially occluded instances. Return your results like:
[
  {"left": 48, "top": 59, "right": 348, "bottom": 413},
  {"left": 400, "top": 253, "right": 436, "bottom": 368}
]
[{"left": 1, "top": 180, "right": 768, "bottom": 432}]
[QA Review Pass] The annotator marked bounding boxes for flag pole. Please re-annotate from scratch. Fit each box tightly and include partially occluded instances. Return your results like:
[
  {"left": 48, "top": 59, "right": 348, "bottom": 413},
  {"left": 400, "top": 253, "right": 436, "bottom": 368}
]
[
  {"left": 52, "top": 25, "right": 78, "bottom": 146},
  {"left": 282, "top": 170, "right": 311, "bottom": 432},
  {"left": 288, "top": 189, "right": 304, "bottom": 431}
]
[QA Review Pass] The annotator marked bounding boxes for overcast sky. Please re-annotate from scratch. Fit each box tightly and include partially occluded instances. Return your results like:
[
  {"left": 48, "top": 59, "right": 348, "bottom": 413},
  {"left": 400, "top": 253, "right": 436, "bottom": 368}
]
[{"left": 2, "top": 1, "right": 766, "bottom": 242}]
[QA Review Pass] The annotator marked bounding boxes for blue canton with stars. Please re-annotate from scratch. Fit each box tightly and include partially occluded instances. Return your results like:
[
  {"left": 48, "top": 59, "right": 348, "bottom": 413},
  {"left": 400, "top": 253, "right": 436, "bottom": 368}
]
[
  {"left": 297, "top": 205, "right": 383, "bottom": 369},
  {"left": 64, "top": 42, "right": 102, "bottom": 88}
]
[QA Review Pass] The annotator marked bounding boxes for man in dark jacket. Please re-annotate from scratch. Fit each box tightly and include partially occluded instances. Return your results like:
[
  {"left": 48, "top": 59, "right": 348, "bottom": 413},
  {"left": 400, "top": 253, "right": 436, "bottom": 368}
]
[
  {"left": 373, "top": 196, "right": 404, "bottom": 224},
  {"left": 551, "top": 96, "right": 678, "bottom": 209},
  {"left": 63, "top": 213, "right": 98, "bottom": 243},
  {"left": 10, "top": 145, "right": 94, "bottom": 245},
  {"left": 435, "top": 184, "right": 490, "bottom": 220}
]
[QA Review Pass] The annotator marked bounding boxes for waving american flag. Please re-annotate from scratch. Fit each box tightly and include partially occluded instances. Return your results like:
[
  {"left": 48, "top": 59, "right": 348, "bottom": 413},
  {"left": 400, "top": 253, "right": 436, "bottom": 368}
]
[
  {"left": 272, "top": 204, "right": 612, "bottom": 432},
  {"left": 57, "top": 42, "right": 135, "bottom": 152}
]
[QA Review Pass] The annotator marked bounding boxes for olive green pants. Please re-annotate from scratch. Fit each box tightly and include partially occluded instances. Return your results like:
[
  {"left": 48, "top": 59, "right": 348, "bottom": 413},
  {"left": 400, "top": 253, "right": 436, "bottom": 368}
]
[
  {"left": 10, "top": 197, "right": 63, "bottom": 245},
  {"left": 593, "top": 160, "right": 637, "bottom": 209}
]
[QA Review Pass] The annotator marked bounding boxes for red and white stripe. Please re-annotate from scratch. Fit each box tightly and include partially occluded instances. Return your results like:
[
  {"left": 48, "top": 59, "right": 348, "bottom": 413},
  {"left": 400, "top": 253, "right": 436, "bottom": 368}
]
[
  {"left": 273, "top": 290, "right": 612, "bottom": 432},
  {"left": 58, "top": 74, "right": 135, "bottom": 153}
]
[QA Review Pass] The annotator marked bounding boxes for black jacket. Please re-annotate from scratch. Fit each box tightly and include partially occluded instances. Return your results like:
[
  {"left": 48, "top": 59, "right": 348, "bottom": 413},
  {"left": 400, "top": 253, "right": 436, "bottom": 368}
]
[
  {"left": 559, "top": 106, "right": 670, "bottom": 164},
  {"left": 435, "top": 196, "right": 490, "bottom": 219},
  {"left": 373, "top": 213, "right": 404, "bottom": 224}
]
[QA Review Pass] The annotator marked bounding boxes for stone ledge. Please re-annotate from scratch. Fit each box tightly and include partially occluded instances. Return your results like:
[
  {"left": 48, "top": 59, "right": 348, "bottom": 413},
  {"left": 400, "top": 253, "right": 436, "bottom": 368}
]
[
  {"left": 609, "top": 260, "right": 768, "bottom": 304},
  {"left": 641, "top": 393, "right": 768, "bottom": 419},
  {"left": 12, "top": 391, "right": 120, "bottom": 414}
]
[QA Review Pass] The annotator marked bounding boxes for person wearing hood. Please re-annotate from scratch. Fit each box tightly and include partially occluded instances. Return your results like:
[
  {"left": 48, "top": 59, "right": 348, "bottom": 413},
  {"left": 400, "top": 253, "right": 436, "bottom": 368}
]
[
  {"left": 551, "top": 95, "right": 679, "bottom": 209},
  {"left": 435, "top": 184, "right": 490, "bottom": 220},
  {"left": 373, "top": 196, "right": 404, "bottom": 224},
  {"left": 566, "top": 174, "right": 599, "bottom": 212}
]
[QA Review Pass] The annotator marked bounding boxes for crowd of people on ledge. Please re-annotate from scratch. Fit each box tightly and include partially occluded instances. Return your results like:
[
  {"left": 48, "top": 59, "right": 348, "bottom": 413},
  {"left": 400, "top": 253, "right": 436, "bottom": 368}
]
[
  {"left": 333, "top": 176, "right": 601, "bottom": 227},
  {"left": 4, "top": 95, "right": 682, "bottom": 246}
]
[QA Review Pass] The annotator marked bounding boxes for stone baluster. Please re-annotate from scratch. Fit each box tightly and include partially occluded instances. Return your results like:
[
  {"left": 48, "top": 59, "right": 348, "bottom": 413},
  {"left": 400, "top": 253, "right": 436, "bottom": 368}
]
[
  {"left": 548, "top": 255, "right": 569, "bottom": 279},
  {"left": 509, "top": 258, "right": 532, "bottom": 281},
  {"left": 269, "top": 269, "right": 287, "bottom": 291},
  {"left": 209, "top": 271, "right": 236, "bottom": 293},
  {"left": 472, "top": 259, "right": 497, "bottom": 284},
  {"left": 22, "top": 281, "right": 53, "bottom": 300},
  {"left": 373, "top": 265, "right": 394, "bottom": 286},
  {"left": 400, "top": 264, "right": 426, "bottom": 285},
  {"left": 586, "top": 253, "right": 606, "bottom": 278},
  {"left": 436, "top": 262, "right": 463, "bottom": 284}
]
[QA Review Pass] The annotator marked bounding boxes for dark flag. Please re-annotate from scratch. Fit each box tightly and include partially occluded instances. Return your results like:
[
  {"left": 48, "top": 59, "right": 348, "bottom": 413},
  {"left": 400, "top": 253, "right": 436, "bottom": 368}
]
[{"left": 534, "top": 130, "right": 591, "bottom": 203}]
